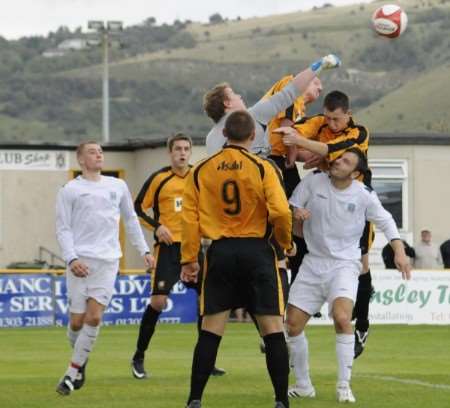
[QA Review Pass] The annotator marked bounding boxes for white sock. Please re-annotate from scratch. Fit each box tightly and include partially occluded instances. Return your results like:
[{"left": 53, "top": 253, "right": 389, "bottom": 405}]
[
  {"left": 66, "top": 324, "right": 99, "bottom": 380},
  {"left": 67, "top": 326, "right": 81, "bottom": 348},
  {"left": 287, "top": 332, "right": 312, "bottom": 387},
  {"left": 336, "top": 333, "right": 354, "bottom": 385}
]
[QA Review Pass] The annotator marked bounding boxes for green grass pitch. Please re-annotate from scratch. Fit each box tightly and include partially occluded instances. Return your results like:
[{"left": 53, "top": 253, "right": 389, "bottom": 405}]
[{"left": 0, "top": 324, "right": 449, "bottom": 407}]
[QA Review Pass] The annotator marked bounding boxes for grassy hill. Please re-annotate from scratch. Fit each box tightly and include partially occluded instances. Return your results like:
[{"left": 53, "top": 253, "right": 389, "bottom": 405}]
[{"left": 1, "top": 0, "right": 450, "bottom": 143}]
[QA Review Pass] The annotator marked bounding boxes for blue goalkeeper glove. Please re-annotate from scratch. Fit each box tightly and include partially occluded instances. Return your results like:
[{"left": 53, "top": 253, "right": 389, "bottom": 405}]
[{"left": 310, "top": 54, "right": 341, "bottom": 74}]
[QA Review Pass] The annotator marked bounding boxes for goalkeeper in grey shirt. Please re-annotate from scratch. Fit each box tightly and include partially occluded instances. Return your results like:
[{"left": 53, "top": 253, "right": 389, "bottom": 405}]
[{"left": 204, "top": 54, "right": 341, "bottom": 156}]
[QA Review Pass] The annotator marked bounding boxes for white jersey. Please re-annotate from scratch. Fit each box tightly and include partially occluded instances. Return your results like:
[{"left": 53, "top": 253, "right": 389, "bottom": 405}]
[
  {"left": 56, "top": 175, "right": 149, "bottom": 263},
  {"left": 289, "top": 172, "right": 400, "bottom": 261}
]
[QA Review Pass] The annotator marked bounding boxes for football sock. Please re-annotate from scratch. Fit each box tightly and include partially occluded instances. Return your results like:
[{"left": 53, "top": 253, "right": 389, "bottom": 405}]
[
  {"left": 133, "top": 304, "right": 161, "bottom": 361},
  {"left": 196, "top": 315, "right": 202, "bottom": 336},
  {"left": 187, "top": 330, "right": 222, "bottom": 404},
  {"left": 336, "top": 333, "right": 354, "bottom": 384},
  {"left": 67, "top": 325, "right": 81, "bottom": 348},
  {"left": 66, "top": 324, "right": 99, "bottom": 380},
  {"left": 353, "top": 270, "right": 373, "bottom": 331},
  {"left": 287, "top": 332, "right": 312, "bottom": 387},
  {"left": 264, "top": 332, "right": 290, "bottom": 408}
]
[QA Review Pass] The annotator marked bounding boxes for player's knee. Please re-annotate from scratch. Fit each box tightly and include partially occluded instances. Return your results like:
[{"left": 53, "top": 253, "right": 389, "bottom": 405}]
[
  {"left": 361, "top": 254, "right": 369, "bottom": 273},
  {"left": 151, "top": 296, "right": 167, "bottom": 312},
  {"left": 70, "top": 319, "right": 83, "bottom": 331},
  {"left": 85, "top": 314, "right": 102, "bottom": 327},
  {"left": 285, "top": 315, "right": 304, "bottom": 337},
  {"left": 333, "top": 311, "right": 352, "bottom": 331}
]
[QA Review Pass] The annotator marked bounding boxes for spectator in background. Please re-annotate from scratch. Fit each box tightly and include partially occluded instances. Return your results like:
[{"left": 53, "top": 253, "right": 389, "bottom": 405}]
[
  {"left": 440, "top": 238, "right": 450, "bottom": 269},
  {"left": 382, "top": 240, "right": 416, "bottom": 269},
  {"left": 414, "top": 229, "right": 443, "bottom": 269}
]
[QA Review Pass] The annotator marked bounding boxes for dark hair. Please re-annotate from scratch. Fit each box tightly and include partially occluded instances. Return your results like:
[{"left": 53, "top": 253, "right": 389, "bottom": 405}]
[
  {"left": 76, "top": 140, "right": 101, "bottom": 157},
  {"left": 323, "top": 90, "right": 350, "bottom": 112},
  {"left": 203, "top": 82, "right": 230, "bottom": 123},
  {"left": 224, "top": 110, "right": 255, "bottom": 142},
  {"left": 346, "top": 147, "right": 368, "bottom": 175},
  {"left": 167, "top": 133, "right": 192, "bottom": 151}
]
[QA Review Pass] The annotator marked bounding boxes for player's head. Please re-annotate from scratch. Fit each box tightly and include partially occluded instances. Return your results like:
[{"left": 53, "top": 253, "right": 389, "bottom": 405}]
[
  {"left": 421, "top": 229, "right": 432, "bottom": 243},
  {"left": 203, "top": 83, "right": 246, "bottom": 123},
  {"left": 76, "top": 141, "right": 103, "bottom": 172},
  {"left": 330, "top": 148, "right": 368, "bottom": 181},
  {"left": 167, "top": 133, "right": 192, "bottom": 170},
  {"left": 303, "top": 77, "right": 323, "bottom": 104},
  {"left": 223, "top": 110, "right": 255, "bottom": 145},
  {"left": 323, "top": 90, "right": 351, "bottom": 133}
]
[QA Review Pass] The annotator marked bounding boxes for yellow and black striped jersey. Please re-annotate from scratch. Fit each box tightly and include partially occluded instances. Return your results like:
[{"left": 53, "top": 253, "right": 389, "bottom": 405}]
[
  {"left": 295, "top": 114, "right": 369, "bottom": 160},
  {"left": 134, "top": 166, "right": 191, "bottom": 243},
  {"left": 181, "top": 145, "right": 292, "bottom": 263},
  {"left": 263, "top": 75, "right": 306, "bottom": 157}
]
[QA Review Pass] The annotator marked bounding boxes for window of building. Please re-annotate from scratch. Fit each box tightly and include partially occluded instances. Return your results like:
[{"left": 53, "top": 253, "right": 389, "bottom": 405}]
[{"left": 369, "top": 160, "right": 408, "bottom": 231}]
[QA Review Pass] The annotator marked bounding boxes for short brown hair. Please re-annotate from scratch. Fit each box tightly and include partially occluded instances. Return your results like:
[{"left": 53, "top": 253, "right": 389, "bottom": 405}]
[
  {"left": 76, "top": 140, "right": 101, "bottom": 157},
  {"left": 323, "top": 90, "right": 350, "bottom": 112},
  {"left": 167, "top": 133, "right": 192, "bottom": 151},
  {"left": 203, "top": 82, "right": 229, "bottom": 123},
  {"left": 224, "top": 110, "right": 255, "bottom": 142}
]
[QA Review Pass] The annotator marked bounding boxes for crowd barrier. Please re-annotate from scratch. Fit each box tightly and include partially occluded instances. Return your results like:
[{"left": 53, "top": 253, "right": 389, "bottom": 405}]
[{"left": 0, "top": 269, "right": 449, "bottom": 328}]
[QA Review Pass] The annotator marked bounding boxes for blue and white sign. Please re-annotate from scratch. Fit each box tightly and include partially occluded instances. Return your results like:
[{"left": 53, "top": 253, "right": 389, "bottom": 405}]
[
  {"left": 0, "top": 274, "right": 198, "bottom": 328},
  {"left": 0, "top": 274, "right": 54, "bottom": 327}
]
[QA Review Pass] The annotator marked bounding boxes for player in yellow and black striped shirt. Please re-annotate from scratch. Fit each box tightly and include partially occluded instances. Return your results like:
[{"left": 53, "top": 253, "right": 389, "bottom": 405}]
[
  {"left": 130, "top": 133, "right": 225, "bottom": 379},
  {"left": 276, "top": 91, "right": 375, "bottom": 360},
  {"left": 181, "top": 111, "right": 294, "bottom": 408},
  {"left": 264, "top": 76, "right": 323, "bottom": 195}
]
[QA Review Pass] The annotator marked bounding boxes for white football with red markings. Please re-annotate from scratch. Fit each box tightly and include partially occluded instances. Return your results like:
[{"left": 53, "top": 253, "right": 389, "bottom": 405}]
[{"left": 372, "top": 4, "right": 408, "bottom": 38}]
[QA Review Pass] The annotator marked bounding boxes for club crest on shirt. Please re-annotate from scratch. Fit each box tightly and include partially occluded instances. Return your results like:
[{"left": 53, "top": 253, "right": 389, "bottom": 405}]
[
  {"left": 109, "top": 191, "right": 117, "bottom": 201},
  {"left": 347, "top": 203, "right": 356, "bottom": 213},
  {"left": 174, "top": 197, "right": 183, "bottom": 212}
]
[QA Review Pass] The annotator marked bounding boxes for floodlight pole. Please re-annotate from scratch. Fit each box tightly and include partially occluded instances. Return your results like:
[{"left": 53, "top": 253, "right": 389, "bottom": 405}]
[
  {"left": 102, "top": 31, "right": 110, "bottom": 144},
  {"left": 88, "top": 20, "right": 122, "bottom": 144}
]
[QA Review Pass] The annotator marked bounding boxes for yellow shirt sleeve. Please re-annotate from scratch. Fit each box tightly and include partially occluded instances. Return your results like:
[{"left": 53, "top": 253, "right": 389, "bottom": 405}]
[
  {"left": 180, "top": 170, "right": 201, "bottom": 264},
  {"left": 294, "top": 115, "right": 326, "bottom": 140},
  {"left": 262, "top": 161, "right": 292, "bottom": 250}
]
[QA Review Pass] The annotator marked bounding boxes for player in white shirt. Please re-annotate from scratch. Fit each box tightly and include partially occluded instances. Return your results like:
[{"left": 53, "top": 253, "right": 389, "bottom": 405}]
[
  {"left": 286, "top": 149, "right": 411, "bottom": 403},
  {"left": 55, "top": 141, "right": 154, "bottom": 396}
]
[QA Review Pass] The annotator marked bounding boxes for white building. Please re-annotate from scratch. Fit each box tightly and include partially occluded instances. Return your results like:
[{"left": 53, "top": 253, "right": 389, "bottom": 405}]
[{"left": 0, "top": 133, "right": 449, "bottom": 269}]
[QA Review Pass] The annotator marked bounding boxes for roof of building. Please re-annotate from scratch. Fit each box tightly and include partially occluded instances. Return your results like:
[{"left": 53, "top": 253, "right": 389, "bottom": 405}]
[{"left": 0, "top": 133, "right": 449, "bottom": 151}]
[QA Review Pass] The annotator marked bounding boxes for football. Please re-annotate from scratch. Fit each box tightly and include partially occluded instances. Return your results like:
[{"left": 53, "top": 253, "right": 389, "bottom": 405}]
[{"left": 371, "top": 4, "right": 408, "bottom": 38}]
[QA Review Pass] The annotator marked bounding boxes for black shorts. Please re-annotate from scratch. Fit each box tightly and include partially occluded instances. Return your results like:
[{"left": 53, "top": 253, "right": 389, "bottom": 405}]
[
  {"left": 360, "top": 221, "right": 375, "bottom": 256},
  {"left": 152, "top": 243, "right": 201, "bottom": 295},
  {"left": 200, "top": 238, "right": 286, "bottom": 316}
]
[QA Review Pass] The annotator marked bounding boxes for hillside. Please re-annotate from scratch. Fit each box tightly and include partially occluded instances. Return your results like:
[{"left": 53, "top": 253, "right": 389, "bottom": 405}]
[{"left": 1, "top": 0, "right": 450, "bottom": 143}]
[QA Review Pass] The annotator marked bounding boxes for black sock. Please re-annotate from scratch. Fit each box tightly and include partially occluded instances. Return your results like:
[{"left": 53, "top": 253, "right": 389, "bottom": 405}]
[
  {"left": 197, "top": 315, "right": 202, "bottom": 337},
  {"left": 187, "top": 330, "right": 221, "bottom": 404},
  {"left": 263, "top": 332, "right": 289, "bottom": 408},
  {"left": 353, "top": 270, "right": 374, "bottom": 331},
  {"left": 133, "top": 304, "right": 161, "bottom": 361}
]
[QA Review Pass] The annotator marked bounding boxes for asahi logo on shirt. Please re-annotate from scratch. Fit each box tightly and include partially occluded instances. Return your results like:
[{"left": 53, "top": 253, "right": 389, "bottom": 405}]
[
  {"left": 217, "top": 160, "right": 242, "bottom": 171},
  {"left": 347, "top": 203, "right": 356, "bottom": 213},
  {"left": 110, "top": 191, "right": 117, "bottom": 201}
]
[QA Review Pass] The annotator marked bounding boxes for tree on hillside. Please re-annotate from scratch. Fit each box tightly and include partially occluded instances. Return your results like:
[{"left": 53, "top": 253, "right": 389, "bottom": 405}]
[{"left": 209, "top": 13, "right": 224, "bottom": 24}]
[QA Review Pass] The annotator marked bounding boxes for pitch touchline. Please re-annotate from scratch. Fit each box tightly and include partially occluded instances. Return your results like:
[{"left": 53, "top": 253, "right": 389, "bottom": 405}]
[{"left": 359, "top": 374, "right": 450, "bottom": 390}]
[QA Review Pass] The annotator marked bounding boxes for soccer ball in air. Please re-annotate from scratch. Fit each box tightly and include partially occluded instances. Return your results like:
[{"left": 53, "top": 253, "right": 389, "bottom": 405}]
[{"left": 372, "top": 4, "right": 408, "bottom": 38}]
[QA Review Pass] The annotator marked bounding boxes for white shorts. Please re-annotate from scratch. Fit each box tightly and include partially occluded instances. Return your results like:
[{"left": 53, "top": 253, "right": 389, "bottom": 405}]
[
  {"left": 66, "top": 257, "right": 119, "bottom": 314},
  {"left": 288, "top": 255, "right": 361, "bottom": 317}
]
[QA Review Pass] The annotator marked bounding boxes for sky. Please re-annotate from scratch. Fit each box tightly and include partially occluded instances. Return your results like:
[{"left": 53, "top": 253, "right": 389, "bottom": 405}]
[{"left": 2, "top": 0, "right": 374, "bottom": 39}]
